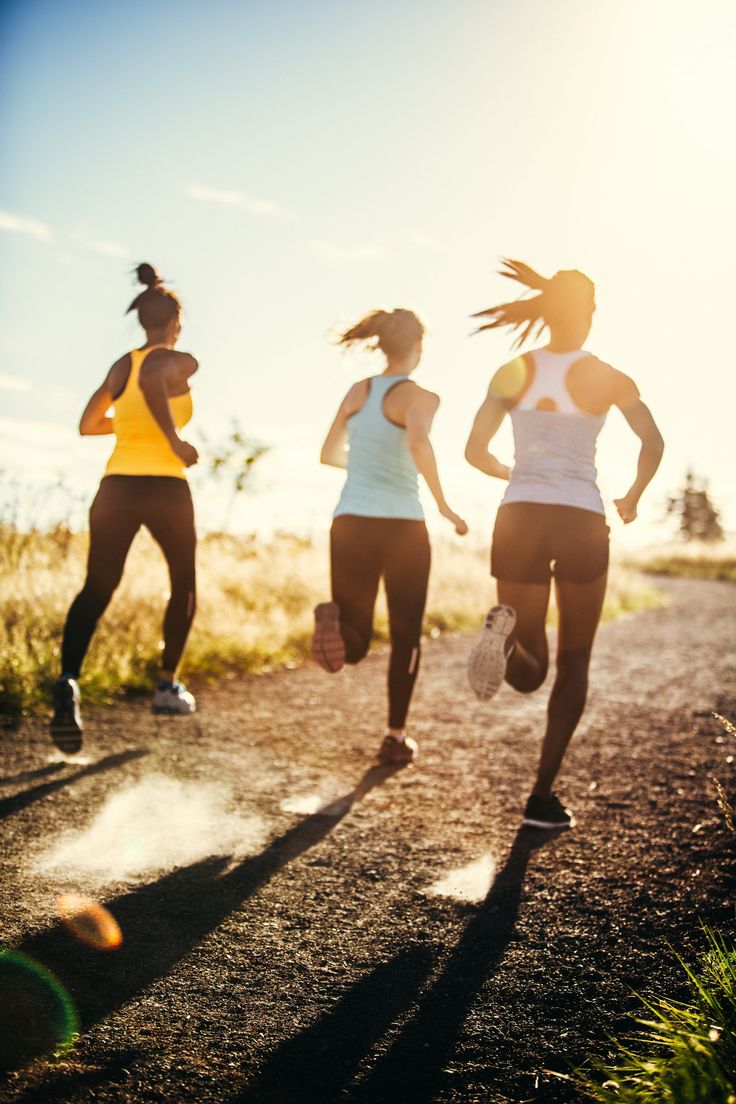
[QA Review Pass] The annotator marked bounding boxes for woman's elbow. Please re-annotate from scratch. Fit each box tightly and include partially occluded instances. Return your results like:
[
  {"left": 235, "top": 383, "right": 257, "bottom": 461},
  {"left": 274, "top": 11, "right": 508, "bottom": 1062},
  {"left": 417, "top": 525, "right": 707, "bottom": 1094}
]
[
  {"left": 649, "top": 429, "right": 665, "bottom": 460},
  {"left": 464, "top": 441, "right": 483, "bottom": 469}
]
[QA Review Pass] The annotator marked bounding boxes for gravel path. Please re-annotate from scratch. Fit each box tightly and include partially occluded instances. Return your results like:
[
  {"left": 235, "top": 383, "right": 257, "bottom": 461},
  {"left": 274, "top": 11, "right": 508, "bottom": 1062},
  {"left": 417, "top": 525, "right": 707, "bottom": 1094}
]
[{"left": 1, "top": 576, "right": 734, "bottom": 1103}]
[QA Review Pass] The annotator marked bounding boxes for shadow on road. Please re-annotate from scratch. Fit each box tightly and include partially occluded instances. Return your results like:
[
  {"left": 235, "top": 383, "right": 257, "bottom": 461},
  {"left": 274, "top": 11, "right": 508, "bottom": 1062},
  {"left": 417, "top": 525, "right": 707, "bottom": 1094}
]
[
  {"left": 236, "top": 946, "right": 435, "bottom": 1104},
  {"left": 2, "top": 762, "right": 402, "bottom": 1071},
  {"left": 9, "top": 1049, "right": 144, "bottom": 1104},
  {"left": 354, "top": 827, "right": 565, "bottom": 1104},
  {"left": 0, "top": 750, "right": 149, "bottom": 822},
  {"left": 0, "top": 763, "right": 67, "bottom": 787},
  {"left": 235, "top": 827, "right": 564, "bottom": 1103}
]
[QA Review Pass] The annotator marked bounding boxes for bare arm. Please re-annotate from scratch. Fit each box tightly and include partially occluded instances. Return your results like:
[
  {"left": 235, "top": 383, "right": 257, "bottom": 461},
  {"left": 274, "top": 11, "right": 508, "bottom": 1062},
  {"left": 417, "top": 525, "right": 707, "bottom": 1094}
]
[
  {"left": 139, "top": 353, "right": 199, "bottom": 467},
  {"left": 319, "top": 402, "right": 350, "bottom": 469},
  {"left": 613, "top": 398, "right": 664, "bottom": 523},
  {"left": 464, "top": 392, "right": 512, "bottom": 479},
  {"left": 79, "top": 383, "right": 114, "bottom": 436},
  {"left": 406, "top": 391, "right": 467, "bottom": 535}
]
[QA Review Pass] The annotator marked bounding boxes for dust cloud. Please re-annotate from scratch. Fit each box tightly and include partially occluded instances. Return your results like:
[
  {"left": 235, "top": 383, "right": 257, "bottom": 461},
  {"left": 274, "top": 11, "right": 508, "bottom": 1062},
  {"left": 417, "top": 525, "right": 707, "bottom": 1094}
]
[
  {"left": 425, "top": 852, "right": 497, "bottom": 903},
  {"left": 35, "top": 774, "right": 269, "bottom": 884}
]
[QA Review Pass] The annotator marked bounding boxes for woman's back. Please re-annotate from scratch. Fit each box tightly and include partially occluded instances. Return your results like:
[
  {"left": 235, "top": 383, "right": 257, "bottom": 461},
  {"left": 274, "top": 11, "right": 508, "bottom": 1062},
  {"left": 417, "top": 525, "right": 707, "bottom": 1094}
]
[
  {"left": 503, "top": 348, "right": 607, "bottom": 514},
  {"left": 105, "top": 346, "right": 193, "bottom": 479},
  {"left": 334, "top": 376, "right": 423, "bottom": 520}
]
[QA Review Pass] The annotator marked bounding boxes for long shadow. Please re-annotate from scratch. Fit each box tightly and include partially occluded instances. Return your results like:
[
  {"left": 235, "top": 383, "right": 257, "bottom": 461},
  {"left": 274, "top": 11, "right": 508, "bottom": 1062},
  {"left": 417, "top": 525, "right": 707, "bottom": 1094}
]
[
  {"left": 0, "top": 750, "right": 149, "bottom": 821},
  {"left": 351, "top": 827, "right": 565, "bottom": 1104},
  {"left": 9, "top": 1049, "right": 144, "bottom": 1103},
  {"left": 2, "top": 763, "right": 401, "bottom": 1071},
  {"left": 236, "top": 946, "right": 435, "bottom": 1104},
  {"left": 0, "top": 763, "right": 66, "bottom": 787}
]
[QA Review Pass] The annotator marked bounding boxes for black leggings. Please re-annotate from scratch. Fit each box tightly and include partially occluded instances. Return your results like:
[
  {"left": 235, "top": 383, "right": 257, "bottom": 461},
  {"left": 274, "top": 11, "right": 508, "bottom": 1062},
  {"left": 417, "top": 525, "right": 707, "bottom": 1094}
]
[
  {"left": 330, "top": 515, "right": 431, "bottom": 730},
  {"left": 61, "top": 476, "right": 196, "bottom": 678}
]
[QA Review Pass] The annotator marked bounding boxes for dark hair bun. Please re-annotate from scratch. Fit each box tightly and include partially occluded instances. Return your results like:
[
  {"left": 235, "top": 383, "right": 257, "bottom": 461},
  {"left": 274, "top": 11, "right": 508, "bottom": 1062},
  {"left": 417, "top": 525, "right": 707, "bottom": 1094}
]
[{"left": 135, "top": 262, "right": 162, "bottom": 289}]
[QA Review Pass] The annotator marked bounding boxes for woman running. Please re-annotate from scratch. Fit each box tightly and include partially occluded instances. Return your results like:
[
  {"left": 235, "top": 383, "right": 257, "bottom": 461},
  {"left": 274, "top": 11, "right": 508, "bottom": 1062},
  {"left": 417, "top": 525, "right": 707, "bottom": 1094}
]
[
  {"left": 50, "top": 263, "right": 200, "bottom": 753},
  {"left": 464, "top": 260, "right": 664, "bottom": 829},
  {"left": 313, "top": 308, "right": 468, "bottom": 764}
]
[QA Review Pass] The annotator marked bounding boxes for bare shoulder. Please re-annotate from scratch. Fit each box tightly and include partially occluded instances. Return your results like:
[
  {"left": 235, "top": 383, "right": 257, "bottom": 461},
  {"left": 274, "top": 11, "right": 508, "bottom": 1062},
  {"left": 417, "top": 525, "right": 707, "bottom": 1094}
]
[
  {"left": 592, "top": 358, "right": 640, "bottom": 410},
  {"left": 173, "top": 350, "right": 199, "bottom": 375},
  {"left": 567, "top": 354, "right": 639, "bottom": 414},
  {"left": 343, "top": 377, "right": 371, "bottom": 415},
  {"left": 106, "top": 352, "right": 132, "bottom": 399},
  {"left": 140, "top": 348, "right": 198, "bottom": 380},
  {"left": 408, "top": 381, "right": 440, "bottom": 408},
  {"left": 489, "top": 353, "right": 532, "bottom": 408}
]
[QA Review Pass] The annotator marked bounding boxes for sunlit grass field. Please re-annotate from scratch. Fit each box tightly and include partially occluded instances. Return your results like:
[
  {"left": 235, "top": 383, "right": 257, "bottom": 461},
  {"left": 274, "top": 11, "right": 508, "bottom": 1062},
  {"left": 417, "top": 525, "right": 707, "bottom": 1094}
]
[
  {"left": 0, "top": 522, "right": 663, "bottom": 718},
  {"left": 626, "top": 541, "right": 736, "bottom": 584}
]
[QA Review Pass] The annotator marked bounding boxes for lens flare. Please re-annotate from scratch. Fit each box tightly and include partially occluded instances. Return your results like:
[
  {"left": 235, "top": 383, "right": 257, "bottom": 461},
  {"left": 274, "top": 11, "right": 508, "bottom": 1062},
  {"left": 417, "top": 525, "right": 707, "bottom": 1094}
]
[
  {"left": 55, "top": 893, "right": 122, "bottom": 951},
  {"left": 0, "top": 950, "right": 79, "bottom": 1070},
  {"left": 490, "top": 356, "right": 528, "bottom": 401}
]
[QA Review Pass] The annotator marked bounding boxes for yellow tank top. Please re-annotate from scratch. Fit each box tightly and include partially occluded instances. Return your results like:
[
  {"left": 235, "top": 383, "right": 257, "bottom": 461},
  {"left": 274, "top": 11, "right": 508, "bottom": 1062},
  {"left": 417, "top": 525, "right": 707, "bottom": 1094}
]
[{"left": 104, "top": 346, "right": 193, "bottom": 479}]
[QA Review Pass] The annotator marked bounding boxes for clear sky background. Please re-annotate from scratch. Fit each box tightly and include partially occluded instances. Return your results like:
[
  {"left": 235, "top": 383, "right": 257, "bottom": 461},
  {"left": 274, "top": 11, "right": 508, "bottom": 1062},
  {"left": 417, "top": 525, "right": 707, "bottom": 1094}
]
[{"left": 1, "top": 0, "right": 734, "bottom": 546}]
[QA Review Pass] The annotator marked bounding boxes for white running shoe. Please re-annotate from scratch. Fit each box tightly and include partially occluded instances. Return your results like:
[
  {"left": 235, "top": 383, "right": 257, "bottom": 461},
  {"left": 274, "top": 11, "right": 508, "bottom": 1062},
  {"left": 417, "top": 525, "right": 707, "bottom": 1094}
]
[
  {"left": 151, "top": 680, "right": 196, "bottom": 716},
  {"left": 467, "top": 605, "right": 516, "bottom": 701}
]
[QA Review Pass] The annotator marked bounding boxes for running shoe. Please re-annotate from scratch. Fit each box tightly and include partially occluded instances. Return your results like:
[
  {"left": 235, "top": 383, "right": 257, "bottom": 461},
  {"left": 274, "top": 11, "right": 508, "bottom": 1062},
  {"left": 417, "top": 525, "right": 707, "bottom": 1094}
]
[
  {"left": 50, "top": 676, "right": 83, "bottom": 754},
  {"left": 521, "top": 793, "right": 575, "bottom": 830},
  {"left": 151, "top": 680, "right": 196, "bottom": 715},
  {"left": 311, "top": 602, "right": 345, "bottom": 673},
  {"left": 377, "top": 734, "right": 418, "bottom": 765},
  {"left": 466, "top": 604, "right": 516, "bottom": 701}
]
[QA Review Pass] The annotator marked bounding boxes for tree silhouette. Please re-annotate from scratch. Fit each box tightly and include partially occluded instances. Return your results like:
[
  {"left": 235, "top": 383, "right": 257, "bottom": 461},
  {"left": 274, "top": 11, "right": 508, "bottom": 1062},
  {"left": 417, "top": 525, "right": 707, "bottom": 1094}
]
[
  {"left": 197, "top": 421, "right": 269, "bottom": 530},
  {"left": 667, "top": 470, "right": 724, "bottom": 542}
]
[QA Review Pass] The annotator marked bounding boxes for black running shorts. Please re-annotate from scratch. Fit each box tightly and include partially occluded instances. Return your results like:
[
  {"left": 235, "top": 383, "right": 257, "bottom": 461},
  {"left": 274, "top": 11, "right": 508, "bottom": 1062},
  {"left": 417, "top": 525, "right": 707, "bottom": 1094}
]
[{"left": 491, "top": 502, "right": 609, "bottom": 585}]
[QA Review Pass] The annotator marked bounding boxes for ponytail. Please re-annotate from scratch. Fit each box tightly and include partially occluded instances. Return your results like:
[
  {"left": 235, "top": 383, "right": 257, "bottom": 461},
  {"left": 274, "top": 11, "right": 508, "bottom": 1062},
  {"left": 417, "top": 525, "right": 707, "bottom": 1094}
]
[
  {"left": 338, "top": 308, "right": 424, "bottom": 359},
  {"left": 472, "top": 258, "right": 594, "bottom": 347},
  {"left": 126, "top": 262, "right": 181, "bottom": 332}
]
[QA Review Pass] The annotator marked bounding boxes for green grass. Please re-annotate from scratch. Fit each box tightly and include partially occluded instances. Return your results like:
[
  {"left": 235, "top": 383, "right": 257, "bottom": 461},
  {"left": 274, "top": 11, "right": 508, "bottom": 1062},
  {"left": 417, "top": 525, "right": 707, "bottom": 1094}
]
[
  {"left": 627, "top": 542, "right": 736, "bottom": 584},
  {"left": 570, "top": 927, "right": 736, "bottom": 1104},
  {"left": 0, "top": 522, "right": 663, "bottom": 719},
  {"left": 567, "top": 713, "right": 736, "bottom": 1104}
]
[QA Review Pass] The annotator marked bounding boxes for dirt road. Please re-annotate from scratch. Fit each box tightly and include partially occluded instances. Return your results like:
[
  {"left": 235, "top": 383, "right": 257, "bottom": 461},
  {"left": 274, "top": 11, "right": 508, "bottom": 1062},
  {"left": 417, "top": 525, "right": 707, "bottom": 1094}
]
[{"left": 1, "top": 577, "right": 735, "bottom": 1103}]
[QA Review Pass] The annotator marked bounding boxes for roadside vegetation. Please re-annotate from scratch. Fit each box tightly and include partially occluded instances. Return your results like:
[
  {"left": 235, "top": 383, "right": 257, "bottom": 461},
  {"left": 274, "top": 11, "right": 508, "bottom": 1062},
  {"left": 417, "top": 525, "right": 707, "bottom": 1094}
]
[
  {"left": 569, "top": 714, "right": 736, "bottom": 1103},
  {"left": 0, "top": 519, "right": 662, "bottom": 720},
  {"left": 629, "top": 544, "right": 736, "bottom": 584}
]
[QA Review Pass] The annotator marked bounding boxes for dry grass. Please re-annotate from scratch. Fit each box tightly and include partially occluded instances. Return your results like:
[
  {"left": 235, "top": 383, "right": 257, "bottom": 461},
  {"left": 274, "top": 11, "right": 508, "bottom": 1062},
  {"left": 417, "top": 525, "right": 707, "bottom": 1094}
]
[
  {"left": 627, "top": 540, "right": 736, "bottom": 584},
  {"left": 0, "top": 524, "right": 663, "bottom": 718}
]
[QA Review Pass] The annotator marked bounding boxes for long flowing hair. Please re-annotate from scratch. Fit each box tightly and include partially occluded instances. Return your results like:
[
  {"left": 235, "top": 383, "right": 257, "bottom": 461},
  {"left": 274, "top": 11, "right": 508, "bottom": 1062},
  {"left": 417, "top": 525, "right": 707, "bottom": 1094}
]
[{"left": 472, "top": 259, "right": 595, "bottom": 348}]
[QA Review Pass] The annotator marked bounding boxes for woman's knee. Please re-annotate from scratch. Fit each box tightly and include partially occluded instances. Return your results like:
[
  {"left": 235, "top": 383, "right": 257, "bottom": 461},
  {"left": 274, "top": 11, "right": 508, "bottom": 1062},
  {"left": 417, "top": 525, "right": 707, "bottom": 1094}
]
[
  {"left": 506, "top": 664, "right": 547, "bottom": 694},
  {"left": 345, "top": 636, "right": 370, "bottom": 664},
  {"left": 553, "top": 649, "right": 591, "bottom": 697},
  {"left": 390, "top": 635, "right": 421, "bottom": 671},
  {"left": 79, "top": 571, "right": 121, "bottom": 612}
]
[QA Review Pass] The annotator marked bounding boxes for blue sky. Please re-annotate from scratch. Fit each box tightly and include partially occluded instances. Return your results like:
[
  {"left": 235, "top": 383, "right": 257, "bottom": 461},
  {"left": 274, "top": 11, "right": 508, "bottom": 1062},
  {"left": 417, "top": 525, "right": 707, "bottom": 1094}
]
[{"left": 1, "top": 0, "right": 735, "bottom": 543}]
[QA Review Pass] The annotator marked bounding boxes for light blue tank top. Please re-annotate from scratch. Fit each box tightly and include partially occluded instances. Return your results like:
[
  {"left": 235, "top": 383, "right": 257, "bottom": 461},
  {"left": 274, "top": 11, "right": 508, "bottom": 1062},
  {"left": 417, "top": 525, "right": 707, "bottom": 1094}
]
[
  {"left": 333, "top": 375, "right": 424, "bottom": 521},
  {"left": 501, "top": 349, "right": 607, "bottom": 515}
]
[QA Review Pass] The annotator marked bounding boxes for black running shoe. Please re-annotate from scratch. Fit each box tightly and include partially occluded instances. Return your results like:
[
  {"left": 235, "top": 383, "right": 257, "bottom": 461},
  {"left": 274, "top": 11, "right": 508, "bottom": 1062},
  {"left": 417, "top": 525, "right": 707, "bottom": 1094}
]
[
  {"left": 50, "top": 677, "right": 83, "bottom": 754},
  {"left": 377, "top": 734, "right": 418, "bottom": 765},
  {"left": 522, "top": 793, "right": 574, "bottom": 830}
]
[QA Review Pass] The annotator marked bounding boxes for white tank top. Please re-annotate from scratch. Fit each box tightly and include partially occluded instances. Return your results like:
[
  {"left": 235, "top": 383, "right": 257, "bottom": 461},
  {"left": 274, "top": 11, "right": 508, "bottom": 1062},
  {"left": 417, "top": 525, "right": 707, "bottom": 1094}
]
[{"left": 501, "top": 349, "right": 607, "bottom": 515}]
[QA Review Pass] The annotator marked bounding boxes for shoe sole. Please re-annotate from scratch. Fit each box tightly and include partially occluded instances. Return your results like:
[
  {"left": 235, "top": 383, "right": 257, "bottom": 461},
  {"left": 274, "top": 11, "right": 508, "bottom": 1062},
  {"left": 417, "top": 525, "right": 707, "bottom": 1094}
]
[
  {"left": 467, "top": 606, "right": 516, "bottom": 701},
  {"left": 312, "top": 602, "right": 345, "bottom": 673},
  {"left": 521, "top": 815, "right": 575, "bottom": 830},
  {"left": 50, "top": 723, "right": 83, "bottom": 755},
  {"left": 50, "top": 684, "right": 83, "bottom": 754}
]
